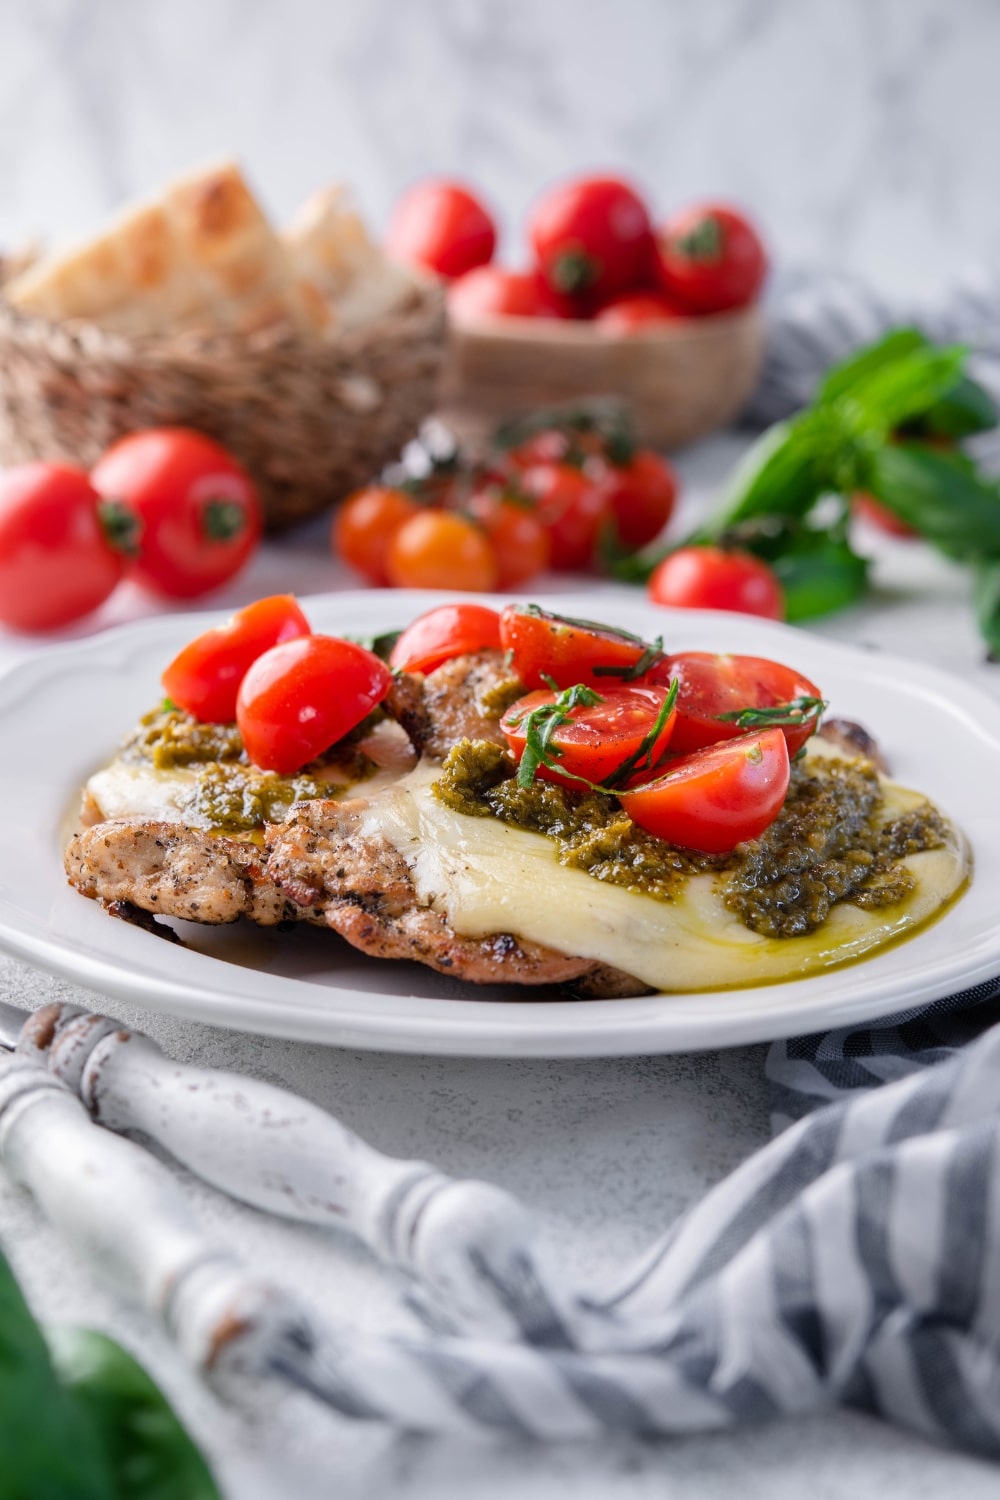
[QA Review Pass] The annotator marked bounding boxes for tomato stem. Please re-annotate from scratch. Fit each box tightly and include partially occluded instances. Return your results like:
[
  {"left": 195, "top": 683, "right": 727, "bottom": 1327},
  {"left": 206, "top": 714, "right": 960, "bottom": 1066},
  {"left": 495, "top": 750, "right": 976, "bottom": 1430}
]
[
  {"left": 202, "top": 498, "right": 247, "bottom": 542},
  {"left": 97, "top": 498, "right": 143, "bottom": 558}
]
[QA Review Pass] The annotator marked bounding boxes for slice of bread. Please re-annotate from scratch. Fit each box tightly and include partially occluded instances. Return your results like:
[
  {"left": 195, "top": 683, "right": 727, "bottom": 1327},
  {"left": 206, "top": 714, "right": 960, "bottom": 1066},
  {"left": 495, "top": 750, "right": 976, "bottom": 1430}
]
[{"left": 284, "top": 185, "right": 415, "bottom": 331}]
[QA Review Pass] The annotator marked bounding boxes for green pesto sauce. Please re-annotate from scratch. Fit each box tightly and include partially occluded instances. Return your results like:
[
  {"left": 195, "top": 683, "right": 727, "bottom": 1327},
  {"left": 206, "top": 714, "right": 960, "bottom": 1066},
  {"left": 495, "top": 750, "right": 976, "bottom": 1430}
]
[
  {"left": 433, "top": 739, "right": 950, "bottom": 939},
  {"left": 119, "top": 706, "right": 375, "bottom": 833}
]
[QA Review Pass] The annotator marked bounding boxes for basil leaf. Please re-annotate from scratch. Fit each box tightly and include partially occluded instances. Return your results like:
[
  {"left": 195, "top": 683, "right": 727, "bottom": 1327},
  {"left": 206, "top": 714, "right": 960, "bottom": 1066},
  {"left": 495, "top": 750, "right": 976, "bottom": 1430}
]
[
  {"left": 901, "top": 372, "right": 999, "bottom": 440},
  {"left": 841, "top": 345, "right": 968, "bottom": 432},
  {"left": 48, "top": 1328, "right": 221, "bottom": 1500},
  {"left": 773, "top": 543, "right": 870, "bottom": 622},
  {"left": 693, "top": 414, "right": 832, "bottom": 538},
  {"left": 867, "top": 443, "right": 1000, "bottom": 560},
  {"left": 0, "top": 1248, "right": 113, "bottom": 1499},
  {"left": 973, "top": 560, "right": 1000, "bottom": 659},
  {"left": 816, "top": 328, "right": 929, "bottom": 405}
]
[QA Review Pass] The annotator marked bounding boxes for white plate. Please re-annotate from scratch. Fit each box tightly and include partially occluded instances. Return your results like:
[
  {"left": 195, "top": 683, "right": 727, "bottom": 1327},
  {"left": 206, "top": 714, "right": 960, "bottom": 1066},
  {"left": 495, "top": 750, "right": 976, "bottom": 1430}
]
[{"left": 1, "top": 589, "right": 999, "bottom": 1058}]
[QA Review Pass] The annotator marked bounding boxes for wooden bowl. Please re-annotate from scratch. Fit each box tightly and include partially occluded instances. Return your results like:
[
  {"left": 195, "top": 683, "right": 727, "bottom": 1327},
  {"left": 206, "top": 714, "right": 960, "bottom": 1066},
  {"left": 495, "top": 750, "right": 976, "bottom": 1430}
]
[{"left": 439, "top": 305, "right": 764, "bottom": 449}]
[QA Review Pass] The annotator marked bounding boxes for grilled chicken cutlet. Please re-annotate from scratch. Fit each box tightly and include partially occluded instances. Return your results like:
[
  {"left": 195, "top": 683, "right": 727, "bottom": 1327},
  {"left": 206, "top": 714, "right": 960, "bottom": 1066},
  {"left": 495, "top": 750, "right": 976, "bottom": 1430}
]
[{"left": 65, "top": 650, "right": 649, "bottom": 993}]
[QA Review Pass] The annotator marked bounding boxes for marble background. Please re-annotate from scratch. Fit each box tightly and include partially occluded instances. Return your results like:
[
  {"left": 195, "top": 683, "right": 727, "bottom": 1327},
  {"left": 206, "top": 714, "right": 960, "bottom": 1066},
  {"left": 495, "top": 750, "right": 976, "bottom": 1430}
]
[{"left": 0, "top": 0, "right": 997, "bottom": 298}]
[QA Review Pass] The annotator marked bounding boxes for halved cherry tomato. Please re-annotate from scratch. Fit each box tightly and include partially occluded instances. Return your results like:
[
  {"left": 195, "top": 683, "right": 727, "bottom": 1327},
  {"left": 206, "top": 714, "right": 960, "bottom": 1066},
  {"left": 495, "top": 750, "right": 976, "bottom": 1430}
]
[
  {"left": 501, "top": 683, "right": 676, "bottom": 790},
  {"left": 91, "top": 428, "right": 261, "bottom": 600},
  {"left": 333, "top": 486, "right": 421, "bottom": 584},
  {"left": 594, "top": 450, "right": 678, "bottom": 550},
  {"left": 650, "top": 652, "right": 823, "bottom": 756},
  {"left": 462, "top": 488, "right": 551, "bottom": 587},
  {"left": 0, "top": 463, "right": 125, "bottom": 632},
  {"left": 648, "top": 546, "right": 784, "bottom": 619},
  {"left": 619, "top": 728, "right": 790, "bottom": 854},
  {"left": 519, "top": 462, "right": 609, "bottom": 571},
  {"left": 162, "top": 595, "right": 311, "bottom": 723},
  {"left": 529, "top": 176, "right": 653, "bottom": 298},
  {"left": 385, "top": 511, "right": 498, "bottom": 591},
  {"left": 500, "top": 603, "right": 661, "bottom": 691},
  {"left": 656, "top": 202, "right": 768, "bottom": 315},
  {"left": 594, "top": 293, "right": 685, "bottom": 333},
  {"left": 236, "top": 635, "right": 392, "bottom": 775},
  {"left": 390, "top": 603, "right": 502, "bottom": 676},
  {"left": 448, "top": 268, "right": 567, "bottom": 323},
  {"left": 386, "top": 180, "right": 496, "bottom": 281}
]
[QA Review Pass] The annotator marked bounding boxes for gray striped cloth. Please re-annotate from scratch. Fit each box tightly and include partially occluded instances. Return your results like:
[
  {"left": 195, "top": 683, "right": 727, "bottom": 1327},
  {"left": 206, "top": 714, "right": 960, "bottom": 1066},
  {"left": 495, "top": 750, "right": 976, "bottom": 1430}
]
[{"left": 278, "top": 976, "right": 1000, "bottom": 1455}]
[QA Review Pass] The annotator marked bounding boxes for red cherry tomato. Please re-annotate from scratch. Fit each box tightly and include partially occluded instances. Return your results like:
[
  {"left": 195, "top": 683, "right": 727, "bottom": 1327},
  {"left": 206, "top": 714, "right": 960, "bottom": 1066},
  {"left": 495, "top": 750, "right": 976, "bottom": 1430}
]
[
  {"left": 594, "top": 293, "right": 686, "bottom": 333},
  {"left": 333, "top": 486, "right": 421, "bottom": 585},
  {"left": 499, "top": 603, "right": 660, "bottom": 691},
  {"left": 656, "top": 202, "right": 768, "bottom": 315},
  {"left": 386, "top": 180, "right": 496, "bottom": 281},
  {"left": 385, "top": 511, "right": 498, "bottom": 592},
  {"left": 91, "top": 428, "right": 261, "bottom": 600},
  {"left": 0, "top": 463, "right": 125, "bottom": 632},
  {"left": 501, "top": 684, "right": 677, "bottom": 790},
  {"left": 502, "top": 429, "right": 573, "bottom": 471},
  {"left": 389, "top": 603, "right": 502, "bottom": 676},
  {"left": 649, "top": 652, "right": 823, "bottom": 756},
  {"left": 529, "top": 176, "right": 653, "bottom": 298},
  {"left": 852, "top": 492, "right": 919, "bottom": 539},
  {"left": 648, "top": 546, "right": 784, "bottom": 620},
  {"left": 448, "top": 268, "right": 567, "bottom": 323},
  {"left": 236, "top": 635, "right": 392, "bottom": 775},
  {"left": 519, "top": 462, "right": 609, "bottom": 571},
  {"left": 462, "top": 488, "right": 551, "bottom": 588},
  {"left": 619, "top": 728, "right": 790, "bottom": 854},
  {"left": 595, "top": 450, "right": 678, "bottom": 550},
  {"left": 162, "top": 595, "right": 311, "bottom": 724}
]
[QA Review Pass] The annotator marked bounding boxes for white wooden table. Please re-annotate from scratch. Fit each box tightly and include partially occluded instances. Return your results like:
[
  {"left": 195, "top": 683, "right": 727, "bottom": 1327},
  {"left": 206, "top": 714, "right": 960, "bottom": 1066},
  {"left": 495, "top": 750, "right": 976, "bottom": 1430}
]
[{"left": 1, "top": 434, "right": 998, "bottom": 1499}]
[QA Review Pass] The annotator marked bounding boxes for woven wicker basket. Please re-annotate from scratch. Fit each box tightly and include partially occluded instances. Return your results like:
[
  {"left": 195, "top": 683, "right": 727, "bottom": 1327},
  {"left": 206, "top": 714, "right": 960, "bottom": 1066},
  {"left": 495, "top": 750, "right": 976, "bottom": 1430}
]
[{"left": 0, "top": 271, "right": 446, "bottom": 531}]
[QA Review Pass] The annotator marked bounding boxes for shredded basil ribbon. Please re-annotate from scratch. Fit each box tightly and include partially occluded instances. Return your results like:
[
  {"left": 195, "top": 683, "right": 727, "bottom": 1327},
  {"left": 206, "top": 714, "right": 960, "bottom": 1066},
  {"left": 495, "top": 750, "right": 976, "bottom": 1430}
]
[{"left": 715, "top": 695, "right": 827, "bottom": 731}]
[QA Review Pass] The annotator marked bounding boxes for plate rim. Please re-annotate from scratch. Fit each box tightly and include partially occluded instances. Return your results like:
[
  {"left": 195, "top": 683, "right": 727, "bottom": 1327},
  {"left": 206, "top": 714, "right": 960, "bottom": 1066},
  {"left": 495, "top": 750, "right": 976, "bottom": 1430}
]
[{"left": 2, "top": 587, "right": 999, "bottom": 1058}]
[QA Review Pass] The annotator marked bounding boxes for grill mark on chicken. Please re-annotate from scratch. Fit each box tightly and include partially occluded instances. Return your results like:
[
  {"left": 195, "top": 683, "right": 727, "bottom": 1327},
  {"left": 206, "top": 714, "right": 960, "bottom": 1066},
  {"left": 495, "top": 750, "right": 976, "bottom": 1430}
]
[
  {"left": 385, "top": 650, "right": 515, "bottom": 761},
  {"left": 65, "top": 819, "right": 324, "bottom": 927},
  {"left": 264, "top": 796, "right": 609, "bottom": 986}
]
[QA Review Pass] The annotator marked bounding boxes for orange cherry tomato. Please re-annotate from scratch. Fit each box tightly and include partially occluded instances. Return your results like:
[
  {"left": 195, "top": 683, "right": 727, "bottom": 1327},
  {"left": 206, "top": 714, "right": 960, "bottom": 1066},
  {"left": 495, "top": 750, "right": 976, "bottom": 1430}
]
[
  {"left": 385, "top": 512, "right": 498, "bottom": 592},
  {"left": 463, "top": 488, "right": 551, "bottom": 587},
  {"left": 162, "top": 594, "right": 311, "bottom": 723},
  {"left": 236, "top": 635, "right": 392, "bottom": 775},
  {"left": 501, "top": 684, "right": 676, "bottom": 790},
  {"left": 499, "top": 603, "right": 661, "bottom": 691},
  {"left": 619, "top": 728, "right": 790, "bottom": 854},
  {"left": 389, "top": 603, "right": 502, "bottom": 675},
  {"left": 333, "top": 486, "right": 421, "bottom": 585},
  {"left": 648, "top": 546, "right": 784, "bottom": 619},
  {"left": 650, "top": 652, "right": 823, "bottom": 756}
]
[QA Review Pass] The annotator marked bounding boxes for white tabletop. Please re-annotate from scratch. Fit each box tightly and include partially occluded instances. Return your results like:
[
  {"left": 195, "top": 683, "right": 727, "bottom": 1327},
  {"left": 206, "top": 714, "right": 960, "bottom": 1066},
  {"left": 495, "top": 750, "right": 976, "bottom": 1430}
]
[{"left": 1, "top": 434, "right": 998, "bottom": 1499}]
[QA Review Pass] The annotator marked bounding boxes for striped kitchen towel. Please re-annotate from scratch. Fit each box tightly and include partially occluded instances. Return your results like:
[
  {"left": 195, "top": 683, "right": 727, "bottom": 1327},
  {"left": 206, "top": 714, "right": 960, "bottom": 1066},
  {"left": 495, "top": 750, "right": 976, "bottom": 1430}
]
[{"left": 285, "top": 977, "right": 1000, "bottom": 1454}]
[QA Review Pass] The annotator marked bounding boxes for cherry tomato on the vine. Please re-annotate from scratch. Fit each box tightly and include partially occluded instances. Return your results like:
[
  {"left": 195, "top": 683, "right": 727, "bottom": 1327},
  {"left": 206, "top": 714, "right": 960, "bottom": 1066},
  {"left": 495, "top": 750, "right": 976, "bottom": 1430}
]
[
  {"left": 648, "top": 546, "right": 783, "bottom": 620},
  {"left": 651, "top": 652, "right": 823, "bottom": 756},
  {"left": 595, "top": 449, "right": 678, "bottom": 550},
  {"left": 462, "top": 487, "right": 551, "bottom": 588},
  {"left": 389, "top": 603, "right": 502, "bottom": 676},
  {"left": 656, "top": 202, "right": 768, "bottom": 315},
  {"left": 236, "top": 635, "right": 392, "bottom": 776},
  {"left": 529, "top": 176, "right": 653, "bottom": 299},
  {"left": 333, "top": 486, "right": 421, "bottom": 585},
  {"left": 385, "top": 511, "right": 498, "bottom": 591},
  {"left": 499, "top": 603, "right": 661, "bottom": 691},
  {"left": 91, "top": 428, "right": 261, "bottom": 600},
  {"left": 501, "top": 684, "right": 677, "bottom": 791},
  {"left": 0, "top": 463, "right": 125, "bottom": 632},
  {"left": 519, "top": 461, "right": 608, "bottom": 571},
  {"left": 619, "top": 728, "right": 790, "bottom": 854},
  {"left": 448, "top": 268, "right": 567, "bottom": 323},
  {"left": 852, "top": 492, "right": 919, "bottom": 539},
  {"left": 386, "top": 180, "right": 496, "bottom": 281},
  {"left": 162, "top": 594, "right": 311, "bottom": 724}
]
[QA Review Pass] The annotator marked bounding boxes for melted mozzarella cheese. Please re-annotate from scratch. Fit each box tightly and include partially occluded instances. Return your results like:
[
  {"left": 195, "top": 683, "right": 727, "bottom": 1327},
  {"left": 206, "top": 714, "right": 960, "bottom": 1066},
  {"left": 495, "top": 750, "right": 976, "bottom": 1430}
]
[{"left": 358, "top": 754, "right": 969, "bottom": 992}]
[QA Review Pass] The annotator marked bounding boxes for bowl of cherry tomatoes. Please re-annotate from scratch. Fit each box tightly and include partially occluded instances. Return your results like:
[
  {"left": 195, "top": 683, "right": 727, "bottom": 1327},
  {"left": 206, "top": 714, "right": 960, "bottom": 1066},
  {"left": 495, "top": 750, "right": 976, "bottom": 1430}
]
[{"left": 387, "top": 175, "right": 767, "bottom": 450}]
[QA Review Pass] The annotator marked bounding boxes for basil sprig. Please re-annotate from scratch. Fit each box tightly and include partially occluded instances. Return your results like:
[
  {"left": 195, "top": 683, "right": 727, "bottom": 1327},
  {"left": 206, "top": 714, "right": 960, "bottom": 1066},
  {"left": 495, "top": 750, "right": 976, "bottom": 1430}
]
[
  {"left": 716, "top": 695, "right": 827, "bottom": 731},
  {"left": 508, "top": 678, "right": 679, "bottom": 792}
]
